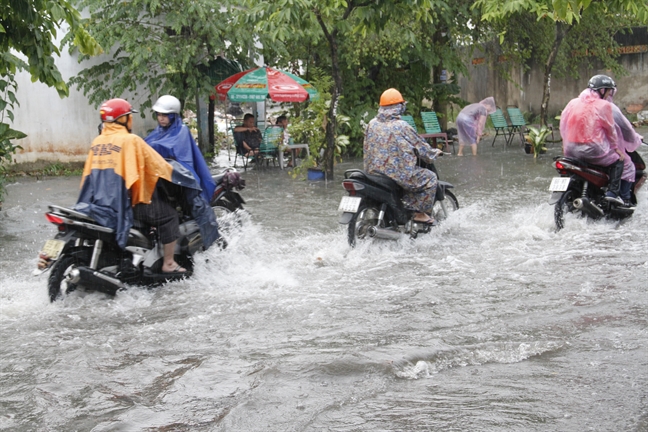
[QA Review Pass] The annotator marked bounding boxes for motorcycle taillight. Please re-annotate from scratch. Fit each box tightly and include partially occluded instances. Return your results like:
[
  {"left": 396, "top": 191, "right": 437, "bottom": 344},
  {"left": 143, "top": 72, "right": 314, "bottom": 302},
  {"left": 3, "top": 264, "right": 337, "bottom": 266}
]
[
  {"left": 554, "top": 160, "right": 568, "bottom": 175},
  {"left": 45, "top": 213, "right": 64, "bottom": 225},
  {"left": 342, "top": 181, "right": 364, "bottom": 196}
]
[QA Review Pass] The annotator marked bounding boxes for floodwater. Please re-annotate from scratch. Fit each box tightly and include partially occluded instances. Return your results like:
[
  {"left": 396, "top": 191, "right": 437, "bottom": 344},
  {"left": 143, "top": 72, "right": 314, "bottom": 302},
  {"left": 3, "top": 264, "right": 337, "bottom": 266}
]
[{"left": 1, "top": 136, "right": 647, "bottom": 431}]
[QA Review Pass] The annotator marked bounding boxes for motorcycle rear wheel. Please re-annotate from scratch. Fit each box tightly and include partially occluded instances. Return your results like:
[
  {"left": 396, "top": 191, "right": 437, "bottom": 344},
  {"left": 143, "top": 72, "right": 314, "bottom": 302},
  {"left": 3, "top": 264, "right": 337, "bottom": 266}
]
[
  {"left": 348, "top": 205, "right": 380, "bottom": 247},
  {"left": 48, "top": 254, "right": 87, "bottom": 302},
  {"left": 432, "top": 190, "right": 459, "bottom": 221},
  {"left": 554, "top": 189, "right": 576, "bottom": 231}
]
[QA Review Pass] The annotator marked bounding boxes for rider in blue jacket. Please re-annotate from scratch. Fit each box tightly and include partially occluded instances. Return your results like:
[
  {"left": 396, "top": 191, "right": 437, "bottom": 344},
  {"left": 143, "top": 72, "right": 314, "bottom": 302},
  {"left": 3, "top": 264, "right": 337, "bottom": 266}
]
[{"left": 145, "top": 95, "right": 217, "bottom": 204}]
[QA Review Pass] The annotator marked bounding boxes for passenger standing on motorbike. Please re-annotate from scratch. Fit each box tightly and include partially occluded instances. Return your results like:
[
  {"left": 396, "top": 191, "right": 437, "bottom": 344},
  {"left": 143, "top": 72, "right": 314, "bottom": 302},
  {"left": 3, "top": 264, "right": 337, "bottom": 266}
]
[
  {"left": 559, "top": 75, "right": 626, "bottom": 206},
  {"left": 364, "top": 88, "right": 443, "bottom": 225},
  {"left": 145, "top": 95, "right": 216, "bottom": 204},
  {"left": 75, "top": 98, "right": 187, "bottom": 274}
]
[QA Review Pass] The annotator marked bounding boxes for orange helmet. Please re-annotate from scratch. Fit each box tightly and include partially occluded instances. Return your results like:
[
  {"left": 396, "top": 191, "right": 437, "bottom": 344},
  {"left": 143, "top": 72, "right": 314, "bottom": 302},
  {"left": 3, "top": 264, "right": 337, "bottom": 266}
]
[
  {"left": 99, "top": 98, "right": 138, "bottom": 122},
  {"left": 379, "top": 88, "right": 405, "bottom": 106}
]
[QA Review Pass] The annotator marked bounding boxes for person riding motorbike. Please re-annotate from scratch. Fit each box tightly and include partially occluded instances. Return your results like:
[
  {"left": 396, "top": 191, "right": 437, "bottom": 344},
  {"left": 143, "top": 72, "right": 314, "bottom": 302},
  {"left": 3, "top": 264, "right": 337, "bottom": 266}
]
[
  {"left": 559, "top": 75, "right": 626, "bottom": 206},
  {"left": 145, "top": 95, "right": 216, "bottom": 204},
  {"left": 363, "top": 88, "right": 443, "bottom": 225},
  {"left": 74, "top": 98, "right": 219, "bottom": 275}
]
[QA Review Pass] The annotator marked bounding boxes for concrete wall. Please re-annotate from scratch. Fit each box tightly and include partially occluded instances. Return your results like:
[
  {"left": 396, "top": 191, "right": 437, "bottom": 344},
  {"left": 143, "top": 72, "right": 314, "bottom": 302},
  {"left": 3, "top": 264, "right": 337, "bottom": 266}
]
[
  {"left": 10, "top": 50, "right": 157, "bottom": 166},
  {"left": 458, "top": 48, "right": 647, "bottom": 123}
]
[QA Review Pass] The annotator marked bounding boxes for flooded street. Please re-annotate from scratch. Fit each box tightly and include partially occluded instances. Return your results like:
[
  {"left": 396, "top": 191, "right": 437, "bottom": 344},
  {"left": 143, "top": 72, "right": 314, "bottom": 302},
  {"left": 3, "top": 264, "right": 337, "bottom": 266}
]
[{"left": 1, "top": 138, "right": 647, "bottom": 431}]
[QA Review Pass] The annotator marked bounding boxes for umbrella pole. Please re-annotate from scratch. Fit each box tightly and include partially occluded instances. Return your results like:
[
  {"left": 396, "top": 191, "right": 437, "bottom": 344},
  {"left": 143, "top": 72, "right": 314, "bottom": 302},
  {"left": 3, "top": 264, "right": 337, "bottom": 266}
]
[{"left": 226, "top": 99, "right": 231, "bottom": 162}]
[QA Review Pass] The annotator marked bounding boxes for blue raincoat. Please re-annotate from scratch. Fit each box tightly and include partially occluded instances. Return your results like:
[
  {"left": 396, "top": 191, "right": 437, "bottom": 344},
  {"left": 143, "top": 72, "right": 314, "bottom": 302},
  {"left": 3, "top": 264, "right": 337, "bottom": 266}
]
[{"left": 145, "top": 115, "right": 216, "bottom": 203}]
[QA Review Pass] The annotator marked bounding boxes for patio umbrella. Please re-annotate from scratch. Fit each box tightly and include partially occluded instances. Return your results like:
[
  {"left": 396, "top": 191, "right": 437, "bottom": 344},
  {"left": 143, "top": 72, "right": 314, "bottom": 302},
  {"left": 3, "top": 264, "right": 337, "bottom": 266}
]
[{"left": 215, "top": 66, "right": 318, "bottom": 103}]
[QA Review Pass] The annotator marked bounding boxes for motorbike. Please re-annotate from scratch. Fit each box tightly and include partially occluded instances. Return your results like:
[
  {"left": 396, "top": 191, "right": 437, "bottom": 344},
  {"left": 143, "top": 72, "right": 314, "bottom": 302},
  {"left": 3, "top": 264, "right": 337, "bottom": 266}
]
[
  {"left": 549, "top": 148, "right": 646, "bottom": 231},
  {"left": 338, "top": 156, "right": 459, "bottom": 246},
  {"left": 36, "top": 168, "right": 246, "bottom": 302}
]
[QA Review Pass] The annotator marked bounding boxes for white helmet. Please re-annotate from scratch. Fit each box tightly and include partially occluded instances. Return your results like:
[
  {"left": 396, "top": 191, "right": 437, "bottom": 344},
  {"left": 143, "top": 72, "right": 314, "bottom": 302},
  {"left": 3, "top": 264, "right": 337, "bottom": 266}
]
[{"left": 152, "top": 95, "right": 181, "bottom": 114}]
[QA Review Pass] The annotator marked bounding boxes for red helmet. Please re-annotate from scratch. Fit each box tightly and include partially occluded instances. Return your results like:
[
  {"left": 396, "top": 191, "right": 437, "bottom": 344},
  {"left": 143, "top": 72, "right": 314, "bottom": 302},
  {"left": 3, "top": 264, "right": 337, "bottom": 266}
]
[{"left": 99, "top": 98, "right": 138, "bottom": 122}]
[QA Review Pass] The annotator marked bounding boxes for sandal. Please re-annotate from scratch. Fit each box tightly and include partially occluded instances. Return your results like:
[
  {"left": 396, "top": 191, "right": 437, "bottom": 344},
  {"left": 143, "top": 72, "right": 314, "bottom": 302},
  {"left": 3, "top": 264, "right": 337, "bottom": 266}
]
[
  {"left": 412, "top": 216, "right": 437, "bottom": 226},
  {"left": 162, "top": 264, "right": 187, "bottom": 274}
]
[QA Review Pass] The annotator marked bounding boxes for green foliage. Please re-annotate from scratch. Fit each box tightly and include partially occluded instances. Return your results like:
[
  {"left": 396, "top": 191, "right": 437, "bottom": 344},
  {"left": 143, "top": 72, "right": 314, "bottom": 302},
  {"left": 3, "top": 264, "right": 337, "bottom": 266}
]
[
  {"left": 250, "top": 0, "right": 478, "bottom": 160},
  {"left": 0, "top": 0, "right": 100, "bottom": 201},
  {"left": 474, "top": 0, "right": 648, "bottom": 124},
  {"left": 475, "top": 0, "right": 648, "bottom": 24},
  {"left": 492, "top": 12, "right": 636, "bottom": 81},
  {"left": 38, "top": 163, "right": 83, "bottom": 177},
  {"left": 69, "top": 0, "right": 257, "bottom": 114}
]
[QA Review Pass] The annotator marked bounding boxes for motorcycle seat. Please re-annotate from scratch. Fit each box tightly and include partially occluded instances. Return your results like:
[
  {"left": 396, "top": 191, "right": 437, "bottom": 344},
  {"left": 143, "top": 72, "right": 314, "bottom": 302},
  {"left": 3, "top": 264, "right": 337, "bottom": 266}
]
[
  {"left": 555, "top": 156, "right": 610, "bottom": 173},
  {"left": 344, "top": 169, "right": 401, "bottom": 192}
]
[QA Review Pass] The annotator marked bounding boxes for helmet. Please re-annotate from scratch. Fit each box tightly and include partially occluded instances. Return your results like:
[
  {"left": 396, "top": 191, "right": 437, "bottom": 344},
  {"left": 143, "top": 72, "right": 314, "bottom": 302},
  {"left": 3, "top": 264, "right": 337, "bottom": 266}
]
[
  {"left": 379, "top": 88, "right": 405, "bottom": 106},
  {"left": 152, "top": 95, "right": 181, "bottom": 114},
  {"left": 588, "top": 75, "right": 616, "bottom": 91},
  {"left": 99, "top": 98, "right": 137, "bottom": 122}
]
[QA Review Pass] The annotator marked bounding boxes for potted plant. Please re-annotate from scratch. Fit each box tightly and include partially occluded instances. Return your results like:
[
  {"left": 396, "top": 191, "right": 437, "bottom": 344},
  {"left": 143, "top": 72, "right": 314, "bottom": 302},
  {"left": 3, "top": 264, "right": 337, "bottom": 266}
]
[{"left": 524, "top": 125, "right": 551, "bottom": 158}]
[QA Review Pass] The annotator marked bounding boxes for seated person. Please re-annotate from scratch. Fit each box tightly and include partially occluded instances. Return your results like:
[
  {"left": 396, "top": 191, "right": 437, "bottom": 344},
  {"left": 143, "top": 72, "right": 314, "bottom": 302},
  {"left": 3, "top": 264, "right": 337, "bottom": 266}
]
[
  {"left": 276, "top": 114, "right": 290, "bottom": 146},
  {"left": 145, "top": 95, "right": 216, "bottom": 204},
  {"left": 233, "top": 113, "right": 262, "bottom": 156},
  {"left": 275, "top": 114, "right": 297, "bottom": 166}
]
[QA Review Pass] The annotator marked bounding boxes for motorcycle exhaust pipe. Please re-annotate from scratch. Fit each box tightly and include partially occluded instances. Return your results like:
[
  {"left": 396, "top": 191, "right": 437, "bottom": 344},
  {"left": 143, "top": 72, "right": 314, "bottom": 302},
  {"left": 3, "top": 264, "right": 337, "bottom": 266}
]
[
  {"left": 367, "top": 226, "right": 402, "bottom": 240},
  {"left": 76, "top": 266, "right": 125, "bottom": 294},
  {"left": 573, "top": 197, "right": 604, "bottom": 217}
]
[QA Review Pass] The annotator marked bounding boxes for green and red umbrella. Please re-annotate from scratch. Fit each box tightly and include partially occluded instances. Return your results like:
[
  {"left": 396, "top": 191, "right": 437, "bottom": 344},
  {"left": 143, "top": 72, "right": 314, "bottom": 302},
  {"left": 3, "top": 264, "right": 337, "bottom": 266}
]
[{"left": 215, "top": 66, "right": 318, "bottom": 103}]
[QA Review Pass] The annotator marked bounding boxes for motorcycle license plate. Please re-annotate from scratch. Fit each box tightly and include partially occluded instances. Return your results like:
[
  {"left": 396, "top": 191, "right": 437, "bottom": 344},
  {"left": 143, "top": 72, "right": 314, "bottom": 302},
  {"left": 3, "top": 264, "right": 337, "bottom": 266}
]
[
  {"left": 338, "top": 196, "right": 362, "bottom": 213},
  {"left": 549, "top": 177, "right": 570, "bottom": 192},
  {"left": 40, "top": 239, "right": 65, "bottom": 261}
]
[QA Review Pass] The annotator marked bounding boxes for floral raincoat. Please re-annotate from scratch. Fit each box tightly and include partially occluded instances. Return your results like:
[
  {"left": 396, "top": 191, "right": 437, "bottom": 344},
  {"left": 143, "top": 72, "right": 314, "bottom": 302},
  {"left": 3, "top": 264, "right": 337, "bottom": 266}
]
[{"left": 363, "top": 104, "right": 439, "bottom": 213}]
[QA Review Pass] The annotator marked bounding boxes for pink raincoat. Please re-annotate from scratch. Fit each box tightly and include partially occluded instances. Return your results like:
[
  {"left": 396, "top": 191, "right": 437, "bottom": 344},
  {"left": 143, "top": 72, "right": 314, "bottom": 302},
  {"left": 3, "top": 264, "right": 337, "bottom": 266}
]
[
  {"left": 560, "top": 89, "right": 619, "bottom": 167},
  {"left": 611, "top": 103, "right": 643, "bottom": 181},
  {"left": 456, "top": 97, "right": 496, "bottom": 145}
]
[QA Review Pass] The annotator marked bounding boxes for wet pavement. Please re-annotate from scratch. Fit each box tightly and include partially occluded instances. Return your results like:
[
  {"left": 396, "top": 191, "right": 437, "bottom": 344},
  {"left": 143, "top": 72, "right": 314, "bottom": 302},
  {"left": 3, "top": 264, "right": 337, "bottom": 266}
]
[{"left": 0, "top": 128, "right": 647, "bottom": 431}]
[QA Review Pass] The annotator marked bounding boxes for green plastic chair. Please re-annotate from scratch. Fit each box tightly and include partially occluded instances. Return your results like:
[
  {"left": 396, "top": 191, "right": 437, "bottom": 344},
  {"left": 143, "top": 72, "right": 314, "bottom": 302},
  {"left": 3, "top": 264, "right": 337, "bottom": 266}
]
[
  {"left": 400, "top": 115, "right": 417, "bottom": 131},
  {"left": 258, "top": 125, "right": 284, "bottom": 168},
  {"left": 489, "top": 107, "right": 513, "bottom": 146},
  {"left": 506, "top": 106, "right": 527, "bottom": 145},
  {"left": 420, "top": 111, "right": 453, "bottom": 153}
]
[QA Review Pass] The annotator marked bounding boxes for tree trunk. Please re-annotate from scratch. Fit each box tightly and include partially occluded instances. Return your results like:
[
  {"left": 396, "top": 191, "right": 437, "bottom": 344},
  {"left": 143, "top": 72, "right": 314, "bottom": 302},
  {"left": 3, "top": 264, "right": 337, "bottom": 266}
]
[
  {"left": 208, "top": 97, "right": 215, "bottom": 150},
  {"left": 432, "top": 29, "right": 449, "bottom": 131},
  {"left": 540, "top": 21, "right": 571, "bottom": 126},
  {"left": 316, "top": 19, "right": 344, "bottom": 178},
  {"left": 196, "top": 94, "right": 210, "bottom": 156}
]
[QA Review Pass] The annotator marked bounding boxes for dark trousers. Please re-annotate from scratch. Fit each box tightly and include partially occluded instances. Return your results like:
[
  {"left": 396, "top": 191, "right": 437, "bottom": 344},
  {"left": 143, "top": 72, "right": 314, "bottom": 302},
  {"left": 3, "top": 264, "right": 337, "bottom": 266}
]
[{"left": 132, "top": 186, "right": 180, "bottom": 245}]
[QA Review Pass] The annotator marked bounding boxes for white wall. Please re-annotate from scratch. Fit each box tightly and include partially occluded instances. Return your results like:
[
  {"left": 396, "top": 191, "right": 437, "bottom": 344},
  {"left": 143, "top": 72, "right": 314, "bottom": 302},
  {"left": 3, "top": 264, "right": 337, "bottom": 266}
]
[{"left": 11, "top": 49, "right": 157, "bottom": 164}]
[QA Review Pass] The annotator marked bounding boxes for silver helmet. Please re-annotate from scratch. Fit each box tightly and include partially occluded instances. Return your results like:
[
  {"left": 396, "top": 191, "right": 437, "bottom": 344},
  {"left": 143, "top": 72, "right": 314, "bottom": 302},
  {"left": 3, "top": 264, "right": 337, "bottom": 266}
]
[{"left": 152, "top": 95, "right": 181, "bottom": 114}]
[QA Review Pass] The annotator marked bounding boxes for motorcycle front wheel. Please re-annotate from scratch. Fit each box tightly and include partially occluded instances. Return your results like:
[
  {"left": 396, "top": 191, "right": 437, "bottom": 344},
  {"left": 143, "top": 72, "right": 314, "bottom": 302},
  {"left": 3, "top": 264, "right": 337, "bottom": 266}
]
[
  {"left": 48, "top": 253, "right": 88, "bottom": 302},
  {"left": 432, "top": 190, "right": 459, "bottom": 222},
  {"left": 348, "top": 205, "right": 381, "bottom": 247},
  {"left": 212, "top": 199, "right": 244, "bottom": 236},
  {"left": 554, "top": 188, "right": 577, "bottom": 231}
]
